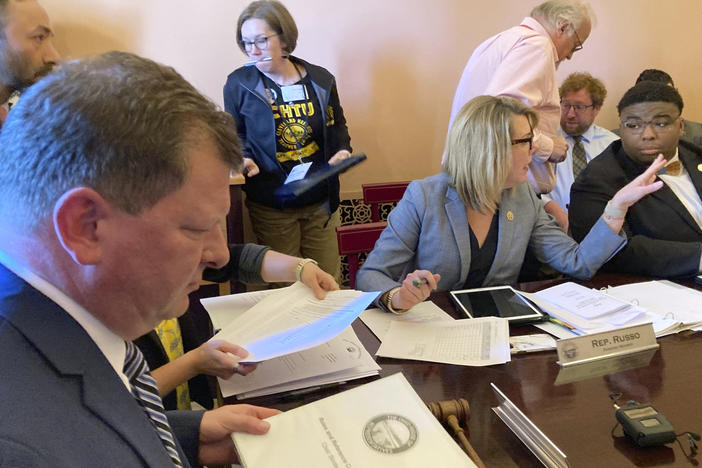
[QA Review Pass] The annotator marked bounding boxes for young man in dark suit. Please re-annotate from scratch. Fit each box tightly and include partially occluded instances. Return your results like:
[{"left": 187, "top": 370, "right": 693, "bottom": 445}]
[{"left": 570, "top": 81, "right": 702, "bottom": 277}]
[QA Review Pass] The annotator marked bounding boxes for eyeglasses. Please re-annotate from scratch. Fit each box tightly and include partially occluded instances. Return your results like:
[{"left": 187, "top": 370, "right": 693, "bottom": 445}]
[
  {"left": 572, "top": 27, "right": 583, "bottom": 53},
  {"left": 242, "top": 34, "right": 278, "bottom": 52},
  {"left": 560, "top": 102, "right": 594, "bottom": 113},
  {"left": 620, "top": 116, "right": 680, "bottom": 134},
  {"left": 511, "top": 135, "right": 533, "bottom": 150}
]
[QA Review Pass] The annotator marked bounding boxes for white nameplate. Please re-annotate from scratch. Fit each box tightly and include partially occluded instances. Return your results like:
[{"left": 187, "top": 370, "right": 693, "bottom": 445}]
[{"left": 554, "top": 323, "right": 658, "bottom": 385}]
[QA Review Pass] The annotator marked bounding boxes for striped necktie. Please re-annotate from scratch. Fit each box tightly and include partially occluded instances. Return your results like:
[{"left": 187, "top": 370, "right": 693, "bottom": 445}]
[{"left": 123, "top": 341, "right": 184, "bottom": 467}]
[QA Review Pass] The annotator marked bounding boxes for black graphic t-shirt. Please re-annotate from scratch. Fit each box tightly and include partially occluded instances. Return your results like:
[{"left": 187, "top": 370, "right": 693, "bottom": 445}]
[{"left": 261, "top": 73, "right": 325, "bottom": 175}]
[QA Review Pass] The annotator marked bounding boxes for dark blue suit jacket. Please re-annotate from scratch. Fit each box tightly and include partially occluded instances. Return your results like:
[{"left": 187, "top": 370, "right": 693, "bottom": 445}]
[{"left": 0, "top": 264, "right": 202, "bottom": 467}]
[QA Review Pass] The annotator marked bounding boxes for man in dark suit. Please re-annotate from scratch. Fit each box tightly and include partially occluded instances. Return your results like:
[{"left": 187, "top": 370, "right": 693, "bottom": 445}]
[
  {"left": 0, "top": 51, "right": 278, "bottom": 466},
  {"left": 570, "top": 81, "right": 702, "bottom": 277}
]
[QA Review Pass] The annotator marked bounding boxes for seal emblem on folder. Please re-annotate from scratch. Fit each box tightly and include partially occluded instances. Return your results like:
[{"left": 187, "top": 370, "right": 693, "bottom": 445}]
[{"left": 363, "top": 414, "right": 418, "bottom": 454}]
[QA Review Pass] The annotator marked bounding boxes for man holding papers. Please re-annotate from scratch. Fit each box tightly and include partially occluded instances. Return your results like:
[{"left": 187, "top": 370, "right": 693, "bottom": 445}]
[
  {"left": 138, "top": 243, "right": 339, "bottom": 410},
  {"left": 0, "top": 52, "right": 278, "bottom": 466}
]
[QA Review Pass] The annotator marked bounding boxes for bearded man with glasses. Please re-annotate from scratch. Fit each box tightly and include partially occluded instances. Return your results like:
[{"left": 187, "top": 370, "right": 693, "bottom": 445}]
[
  {"left": 542, "top": 72, "right": 618, "bottom": 232},
  {"left": 570, "top": 81, "right": 702, "bottom": 278}
]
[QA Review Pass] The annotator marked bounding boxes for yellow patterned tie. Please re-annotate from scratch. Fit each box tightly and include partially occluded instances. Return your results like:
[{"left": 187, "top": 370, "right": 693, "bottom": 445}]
[{"left": 155, "top": 319, "right": 191, "bottom": 410}]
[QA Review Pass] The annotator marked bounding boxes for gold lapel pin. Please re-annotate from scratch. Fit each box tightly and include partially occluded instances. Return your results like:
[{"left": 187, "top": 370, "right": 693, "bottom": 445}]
[
  {"left": 697, "top": 163, "right": 702, "bottom": 172},
  {"left": 506, "top": 211, "right": 514, "bottom": 221}
]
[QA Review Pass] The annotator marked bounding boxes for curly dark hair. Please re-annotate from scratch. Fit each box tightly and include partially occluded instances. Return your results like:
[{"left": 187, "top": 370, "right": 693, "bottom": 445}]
[
  {"left": 617, "top": 80, "right": 683, "bottom": 115},
  {"left": 635, "top": 69, "right": 674, "bottom": 86}
]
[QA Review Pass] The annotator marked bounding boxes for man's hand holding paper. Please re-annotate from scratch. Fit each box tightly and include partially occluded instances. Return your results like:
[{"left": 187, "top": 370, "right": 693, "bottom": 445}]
[{"left": 211, "top": 282, "right": 379, "bottom": 363}]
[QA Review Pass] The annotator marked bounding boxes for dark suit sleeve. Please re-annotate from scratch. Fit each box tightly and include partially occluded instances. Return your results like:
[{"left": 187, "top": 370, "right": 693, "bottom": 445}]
[
  {"left": 168, "top": 410, "right": 205, "bottom": 468},
  {"left": 569, "top": 164, "right": 614, "bottom": 243},
  {"left": 570, "top": 160, "right": 701, "bottom": 277}
]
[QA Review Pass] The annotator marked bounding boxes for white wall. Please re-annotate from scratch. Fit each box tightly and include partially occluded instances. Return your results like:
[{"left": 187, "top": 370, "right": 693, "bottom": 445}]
[{"left": 44, "top": 0, "right": 702, "bottom": 198}]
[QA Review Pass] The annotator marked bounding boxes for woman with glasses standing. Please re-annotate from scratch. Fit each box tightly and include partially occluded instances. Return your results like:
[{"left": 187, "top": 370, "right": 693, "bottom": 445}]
[
  {"left": 356, "top": 96, "right": 665, "bottom": 313},
  {"left": 224, "top": 0, "right": 352, "bottom": 282}
]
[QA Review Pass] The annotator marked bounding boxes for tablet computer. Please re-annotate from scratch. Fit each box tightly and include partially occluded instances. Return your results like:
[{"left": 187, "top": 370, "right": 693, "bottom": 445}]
[{"left": 449, "top": 286, "right": 545, "bottom": 325}]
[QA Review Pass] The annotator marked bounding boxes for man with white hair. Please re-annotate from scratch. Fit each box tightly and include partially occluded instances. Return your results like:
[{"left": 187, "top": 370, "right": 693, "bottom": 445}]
[
  {"left": 447, "top": 0, "right": 594, "bottom": 194},
  {"left": 0, "top": 0, "right": 59, "bottom": 125}
]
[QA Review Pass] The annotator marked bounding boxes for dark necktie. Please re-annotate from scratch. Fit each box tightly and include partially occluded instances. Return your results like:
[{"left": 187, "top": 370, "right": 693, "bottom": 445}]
[
  {"left": 123, "top": 342, "right": 183, "bottom": 467},
  {"left": 571, "top": 135, "right": 587, "bottom": 179}
]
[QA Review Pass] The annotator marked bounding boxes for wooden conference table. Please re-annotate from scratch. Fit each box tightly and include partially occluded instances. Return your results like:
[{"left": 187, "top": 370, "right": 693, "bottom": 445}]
[{"left": 229, "top": 274, "right": 702, "bottom": 467}]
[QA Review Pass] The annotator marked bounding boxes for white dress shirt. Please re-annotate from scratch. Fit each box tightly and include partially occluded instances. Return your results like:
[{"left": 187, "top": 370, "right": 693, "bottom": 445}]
[
  {"left": 543, "top": 124, "right": 619, "bottom": 210},
  {"left": 658, "top": 151, "right": 702, "bottom": 231}
]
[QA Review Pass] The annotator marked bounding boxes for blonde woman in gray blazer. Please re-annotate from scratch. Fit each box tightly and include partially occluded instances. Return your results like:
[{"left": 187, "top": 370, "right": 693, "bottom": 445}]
[{"left": 357, "top": 96, "right": 666, "bottom": 313}]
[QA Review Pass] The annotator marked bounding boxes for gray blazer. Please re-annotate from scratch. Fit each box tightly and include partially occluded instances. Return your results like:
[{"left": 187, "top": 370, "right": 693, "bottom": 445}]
[
  {"left": 357, "top": 173, "right": 625, "bottom": 297},
  {"left": 0, "top": 264, "right": 201, "bottom": 467}
]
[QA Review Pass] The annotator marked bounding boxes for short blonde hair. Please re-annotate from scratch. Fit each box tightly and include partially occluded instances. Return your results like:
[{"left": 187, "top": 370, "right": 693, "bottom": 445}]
[{"left": 442, "top": 96, "right": 538, "bottom": 213}]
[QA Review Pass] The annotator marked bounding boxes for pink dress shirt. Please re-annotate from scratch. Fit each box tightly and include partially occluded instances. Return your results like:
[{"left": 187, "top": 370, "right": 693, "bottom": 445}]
[{"left": 448, "top": 17, "right": 561, "bottom": 194}]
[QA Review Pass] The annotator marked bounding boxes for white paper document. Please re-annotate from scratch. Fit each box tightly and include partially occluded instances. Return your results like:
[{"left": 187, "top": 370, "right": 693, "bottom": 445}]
[
  {"left": 201, "top": 287, "right": 276, "bottom": 331},
  {"left": 360, "top": 301, "right": 453, "bottom": 341},
  {"left": 376, "top": 317, "right": 510, "bottom": 366},
  {"left": 602, "top": 281, "right": 702, "bottom": 334},
  {"left": 509, "top": 334, "right": 557, "bottom": 354},
  {"left": 232, "top": 373, "right": 476, "bottom": 468},
  {"left": 522, "top": 290, "right": 646, "bottom": 336},
  {"left": 535, "top": 282, "right": 632, "bottom": 319},
  {"left": 219, "top": 327, "right": 380, "bottom": 399},
  {"left": 211, "top": 282, "right": 379, "bottom": 362}
]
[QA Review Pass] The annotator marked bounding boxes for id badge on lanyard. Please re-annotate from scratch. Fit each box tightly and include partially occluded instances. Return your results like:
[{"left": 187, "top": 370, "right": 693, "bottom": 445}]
[{"left": 280, "top": 84, "right": 308, "bottom": 102}]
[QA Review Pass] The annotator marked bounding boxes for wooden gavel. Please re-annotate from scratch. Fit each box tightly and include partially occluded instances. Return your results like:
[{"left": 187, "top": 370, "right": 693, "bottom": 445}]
[{"left": 427, "top": 399, "right": 486, "bottom": 468}]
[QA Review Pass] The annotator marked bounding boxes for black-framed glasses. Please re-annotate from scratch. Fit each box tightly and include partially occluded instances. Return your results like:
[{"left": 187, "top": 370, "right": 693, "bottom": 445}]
[
  {"left": 242, "top": 34, "right": 278, "bottom": 52},
  {"left": 560, "top": 102, "right": 594, "bottom": 113},
  {"left": 620, "top": 115, "right": 681, "bottom": 134},
  {"left": 511, "top": 135, "right": 533, "bottom": 150},
  {"left": 572, "top": 27, "right": 583, "bottom": 53}
]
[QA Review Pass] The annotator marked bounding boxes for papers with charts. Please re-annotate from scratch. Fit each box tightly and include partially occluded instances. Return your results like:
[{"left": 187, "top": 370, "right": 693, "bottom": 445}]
[
  {"left": 360, "top": 301, "right": 453, "bottom": 341},
  {"left": 209, "top": 282, "right": 379, "bottom": 362},
  {"left": 232, "top": 373, "right": 477, "bottom": 468},
  {"left": 376, "top": 317, "right": 510, "bottom": 366}
]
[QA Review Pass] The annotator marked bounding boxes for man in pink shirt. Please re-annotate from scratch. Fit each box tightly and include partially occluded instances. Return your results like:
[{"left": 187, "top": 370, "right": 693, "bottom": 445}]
[{"left": 447, "top": 0, "right": 593, "bottom": 194}]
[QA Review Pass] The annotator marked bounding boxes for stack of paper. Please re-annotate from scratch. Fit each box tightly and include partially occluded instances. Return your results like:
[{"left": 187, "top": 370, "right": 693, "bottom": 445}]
[
  {"left": 209, "top": 282, "right": 378, "bottom": 362},
  {"left": 220, "top": 327, "right": 380, "bottom": 399},
  {"left": 232, "top": 373, "right": 477, "bottom": 468},
  {"left": 602, "top": 280, "right": 702, "bottom": 336},
  {"left": 201, "top": 283, "right": 381, "bottom": 398},
  {"left": 525, "top": 280, "right": 702, "bottom": 338}
]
